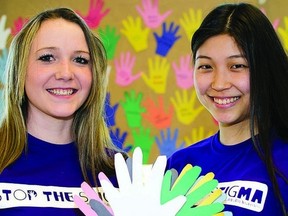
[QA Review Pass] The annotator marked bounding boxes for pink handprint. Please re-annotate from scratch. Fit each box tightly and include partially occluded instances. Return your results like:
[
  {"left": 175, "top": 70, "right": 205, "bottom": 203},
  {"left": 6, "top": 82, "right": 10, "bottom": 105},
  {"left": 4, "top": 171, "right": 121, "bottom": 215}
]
[
  {"left": 11, "top": 17, "right": 29, "bottom": 36},
  {"left": 114, "top": 52, "right": 142, "bottom": 86},
  {"left": 136, "top": 0, "right": 172, "bottom": 29},
  {"left": 172, "top": 54, "right": 194, "bottom": 89},
  {"left": 142, "top": 96, "right": 173, "bottom": 129},
  {"left": 77, "top": 0, "right": 110, "bottom": 29}
]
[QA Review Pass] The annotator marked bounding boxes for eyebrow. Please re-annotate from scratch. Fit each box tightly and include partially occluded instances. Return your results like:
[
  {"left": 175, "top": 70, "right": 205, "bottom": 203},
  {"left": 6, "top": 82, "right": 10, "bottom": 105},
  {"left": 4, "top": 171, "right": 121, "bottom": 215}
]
[
  {"left": 36, "top": 47, "right": 90, "bottom": 54},
  {"left": 196, "top": 54, "right": 245, "bottom": 60}
]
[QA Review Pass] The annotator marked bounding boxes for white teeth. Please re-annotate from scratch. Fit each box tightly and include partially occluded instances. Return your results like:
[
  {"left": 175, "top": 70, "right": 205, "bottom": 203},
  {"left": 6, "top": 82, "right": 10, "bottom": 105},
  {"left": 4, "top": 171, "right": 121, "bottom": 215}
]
[
  {"left": 47, "top": 89, "right": 74, "bottom": 96},
  {"left": 214, "top": 97, "right": 239, "bottom": 105}
]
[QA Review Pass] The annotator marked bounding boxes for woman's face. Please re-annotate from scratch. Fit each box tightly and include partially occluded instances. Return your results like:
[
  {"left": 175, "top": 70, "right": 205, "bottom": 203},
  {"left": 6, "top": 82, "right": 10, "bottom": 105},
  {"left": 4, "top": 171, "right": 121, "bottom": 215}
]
[
  {"left": 25, "top": 18, "right": 92, "bottom": 122},
  {"left": 193, "top": 34, "right": 250, "bottom": 128}
]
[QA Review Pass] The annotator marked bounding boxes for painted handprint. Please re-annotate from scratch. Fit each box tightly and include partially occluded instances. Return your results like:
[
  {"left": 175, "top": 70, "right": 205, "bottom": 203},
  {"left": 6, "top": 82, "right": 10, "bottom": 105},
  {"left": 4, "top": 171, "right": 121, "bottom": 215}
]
[
  {"left": 104, "top": 93, "right": 119, "bottom": 127},
  {"left": 155, "top": 128, "right": 185, "bottom": 157},
  {"left": 136, "top": 0, "right": 172, "bottom": 29},
  {"left": 172, "top": 54, "right": 194, "bottom": 89},
  {"left": 114, "top": 52, "right": 142, "bottom": 86},
  {"left": 0, "top": 15, "right": 11, "bottom": 50},
  {"left": 142, "top": 95, "right": 173, "bottom": 129},
  {"left": 179, "top": 8, "right": 202, "bottom": 41},
  {"left": 170, "top": 89, "right": 204, "bottom": 125},
  {"left": 98, "top": 25, "right": 120, "bottom": 60},
  {"left": 121, "top": 16, "right": 150, "bottom": 52},
  {"left": 120, "top": 90, "right": 145, "bottom": 128},
  {"left": 154, "top": 22, "right": 181, "bottom": 56},
  {"left": 141, "top": 56, "right": 170, "bottom": 94},
  {"left": 77, "top": 0, "right": 110, "bottom": 29}
]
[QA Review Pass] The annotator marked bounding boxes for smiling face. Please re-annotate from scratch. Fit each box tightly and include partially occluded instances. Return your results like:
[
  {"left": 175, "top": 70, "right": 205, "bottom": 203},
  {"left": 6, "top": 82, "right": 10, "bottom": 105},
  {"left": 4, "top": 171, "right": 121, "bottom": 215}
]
[
  {"left": 25, "top": 18, "right": 92, "bottom": 123},
  {"left": 193, "top": 34, "right": 250, "bottom": 129}
]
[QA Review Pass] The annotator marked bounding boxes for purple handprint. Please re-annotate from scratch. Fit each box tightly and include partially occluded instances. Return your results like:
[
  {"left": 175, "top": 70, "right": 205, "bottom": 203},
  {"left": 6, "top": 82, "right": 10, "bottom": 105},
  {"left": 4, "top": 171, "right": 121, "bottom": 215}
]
[
  {"left": 154, "top": 22, "right": 181, "bottom": 57},
  {"left": 136, "top": 0, "right": 172, "bottom": 29},
  {"left": 77, "top": 0, "right": 110, "bottom": 29},
  {"left": 114, "top": 52, "right": 142, "bottom": 86},
  {"left": 155, "top": 128, "right": 185, "bottom": 157},
  {"left": 172, "top": 54, "right": 194, "bottom": 89},
  {"left": 104, "top": 92, "right": 119, "bottom": 127}
]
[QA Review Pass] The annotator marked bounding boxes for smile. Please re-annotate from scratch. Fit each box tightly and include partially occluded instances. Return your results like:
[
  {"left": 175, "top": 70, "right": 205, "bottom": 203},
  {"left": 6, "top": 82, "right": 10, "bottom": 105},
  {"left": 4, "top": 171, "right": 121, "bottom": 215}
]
[
  {"left": 214, "top": 97, "right": 240, "bottom": 105},
  {"left": 47, "top": 88, "right": 76, "bottom": 96}
]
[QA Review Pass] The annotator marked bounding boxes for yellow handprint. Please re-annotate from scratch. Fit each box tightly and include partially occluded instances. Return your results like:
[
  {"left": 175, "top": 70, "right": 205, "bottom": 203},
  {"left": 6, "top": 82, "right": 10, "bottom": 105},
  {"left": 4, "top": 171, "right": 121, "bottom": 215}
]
[
  {"left": 184, "top": 126, "right": 214, "bottom": 144},
  {"left": 179, "top": 8, "right": 203, "bottom": 41},
  {"left": 170, "top": 89, "right": 204, "bottom": 125},
  {"left": 142, "top": 56, "right": 170, "bottom": 94},
  {"left": 121, "top": 16, "right": 150, "bottom": 52},
  {"left": 277, "top": 16, "right": 288, "bottom": 52}
]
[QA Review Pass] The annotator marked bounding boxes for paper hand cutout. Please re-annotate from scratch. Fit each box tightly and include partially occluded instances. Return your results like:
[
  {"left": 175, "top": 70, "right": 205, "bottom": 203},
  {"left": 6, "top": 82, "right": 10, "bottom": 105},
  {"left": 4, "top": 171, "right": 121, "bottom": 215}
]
[
  {"left": 179, "top": 8, "right": 202, "bottom": 41},
  {"left": 99, "top": 147, "right": 186, "bottom": 216},
  {"left": 75, "top": 147, "right": 233, "bottom": 216},
  {"left": 0, "top": 15, "right": 11, "bottom": 50}
]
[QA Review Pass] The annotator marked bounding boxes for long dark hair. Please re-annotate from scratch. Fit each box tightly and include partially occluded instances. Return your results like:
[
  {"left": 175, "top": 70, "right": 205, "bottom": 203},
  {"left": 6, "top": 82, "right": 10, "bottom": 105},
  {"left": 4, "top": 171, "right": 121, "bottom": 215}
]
[{"left": 191, "top": 3, "right": 288, "bottom": 215}]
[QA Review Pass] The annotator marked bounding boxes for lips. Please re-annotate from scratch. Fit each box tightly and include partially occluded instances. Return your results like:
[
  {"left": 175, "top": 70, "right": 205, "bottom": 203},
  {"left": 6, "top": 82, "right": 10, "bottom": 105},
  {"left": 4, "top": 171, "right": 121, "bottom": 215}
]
[{"left": 47, "top": 88, "right": 77, "bottom": 96}]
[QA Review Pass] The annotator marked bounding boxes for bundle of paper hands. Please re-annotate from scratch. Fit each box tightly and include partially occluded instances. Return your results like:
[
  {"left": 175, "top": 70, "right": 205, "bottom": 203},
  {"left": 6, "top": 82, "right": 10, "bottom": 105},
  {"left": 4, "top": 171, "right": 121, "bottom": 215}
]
[{"left": 74, "top": 147, "right": 233, "bottom": 216}]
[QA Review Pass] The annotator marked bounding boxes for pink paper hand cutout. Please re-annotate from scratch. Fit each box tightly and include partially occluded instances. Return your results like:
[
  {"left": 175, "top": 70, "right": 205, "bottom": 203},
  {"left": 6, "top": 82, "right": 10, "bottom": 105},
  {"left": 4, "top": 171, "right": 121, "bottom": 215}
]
[
  {"left": 11, "top": 17, "right": 29, "bottom": 36},
  {"left": 77, "top": 0, "right": 110, "bottom": 29},
  {"left": 172, "top": 54, "right": 194, "bottom": 89},
  {"left": 114, "top": 52, "right": 142, "bottom": 86},
  {"left": 136, "top": 0, "right": 172, "bottom": 29}
]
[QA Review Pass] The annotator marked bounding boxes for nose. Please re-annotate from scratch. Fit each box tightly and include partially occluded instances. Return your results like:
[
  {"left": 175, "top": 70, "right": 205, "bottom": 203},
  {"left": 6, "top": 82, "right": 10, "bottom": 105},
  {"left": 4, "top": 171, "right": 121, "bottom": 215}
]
[
  {"left": 55, "top": 60, "right": 74, "bottom": 80},
  {"left": 211, "top": 70, "right": 231, "bottom": 90}
]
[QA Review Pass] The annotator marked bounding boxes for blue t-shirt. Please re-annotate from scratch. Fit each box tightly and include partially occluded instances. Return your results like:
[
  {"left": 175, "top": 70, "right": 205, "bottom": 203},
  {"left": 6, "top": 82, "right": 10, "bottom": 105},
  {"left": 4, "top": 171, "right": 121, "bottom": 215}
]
[
  {"left": 167, "top": 132, "right": 288, "bottom": 216},
  {"left": 0, "top": 134, "right": 118, "bottom": 216}
]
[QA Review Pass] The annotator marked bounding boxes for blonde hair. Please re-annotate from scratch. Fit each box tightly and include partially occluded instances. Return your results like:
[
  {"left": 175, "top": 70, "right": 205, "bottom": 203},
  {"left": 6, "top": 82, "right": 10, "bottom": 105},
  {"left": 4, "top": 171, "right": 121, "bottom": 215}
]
[{"left": 0, "top": 8, "right": 119, "bottom": 185}]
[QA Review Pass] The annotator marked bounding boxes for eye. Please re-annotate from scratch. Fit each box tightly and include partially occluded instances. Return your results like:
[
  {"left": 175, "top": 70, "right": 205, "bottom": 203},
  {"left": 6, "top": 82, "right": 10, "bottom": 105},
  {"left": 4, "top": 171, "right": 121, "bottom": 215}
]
[
  {"left": 74, "top": 56, "right": 89, "bottom": 65},
  {"left": 231, "top": 64, "right": 249, "bottom": 70},
  {"left": 38, "top": 54, "right": 55, "bottom": 62},
  {"left": 197, "top": 64, "right": 213, "bottom": 71}
]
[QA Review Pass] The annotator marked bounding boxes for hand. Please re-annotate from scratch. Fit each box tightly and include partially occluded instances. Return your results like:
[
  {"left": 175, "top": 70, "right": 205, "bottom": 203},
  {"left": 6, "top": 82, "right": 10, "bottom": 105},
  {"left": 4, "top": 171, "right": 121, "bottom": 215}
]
[
  {"left": 170, "top": 89, "right": 204, "bottom": 125},
  {"left": 172, "top": 54, "right": 194, "bottom": 89},
  {"left": 120, "top": 90, "right": 145, "bottom": 128},
  {"left": 154, "top": 22, "right": 181, "bottom": 56},
  {"left": 74, "top": 181, "right": 113, "bottom": 216},
  {"left": 109, "top": 127, "right": 132, "bottom": 153},
  {"left": 77, "top": 0, "right": 110, "bottom": 29},
  {"left": 155, "top": 128, "right": 185, "bottom": 157},
  {"left": 136, "top": 0, "right": 172, "bottom": 29},
  {"left": 114, "top": 52, "right": 142, "bottom": 86},
  {"left": 98, "top": 25, "right": 120, "bottom": 60},
  {"left": 277, "top": 16, "right": 288, "bottom": 52},
  {"left": 104, "top": 92, "right": 119, "bottom": 127},
  {"left": 142, "top": 95, "right": 173, "bottom": 129},
  {"left": 141, "top": 56, "right": 170, "bottom": 94},
  {"left": 130, "top": 127, "right": 155, "bottom": 163},
  {"left": 179, "top": 8, "right": 202, "bottom": 40},
  {"left": 121, "top": 16, "right": 150, "bottom": 52},
  {"left": 11, "top": 17, "right": 29, "bottom": 36},
  {"left": 0, "top": 15, "right": 11, "bottom": 50},
  {"left": 184, "top": 126, "right": 214, "bottom": 145},
  {"left": 99, "top": 147, "right": 187, "bottom": 216}
]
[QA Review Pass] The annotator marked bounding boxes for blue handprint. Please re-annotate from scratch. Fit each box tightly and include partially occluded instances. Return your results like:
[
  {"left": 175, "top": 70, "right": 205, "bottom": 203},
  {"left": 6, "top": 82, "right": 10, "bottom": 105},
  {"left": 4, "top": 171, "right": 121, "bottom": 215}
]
[
  {"left": 153, "top": 22, "right": 181, "bottom": 57},
  {"left": 104, "top": 92, "right": 119, "bottom": 127},
  {"left": 109, "top": 127, "right": 132, "bottom": 153},
  {"left": 155, "top": 128, "right": 185, "bottom": 157}
]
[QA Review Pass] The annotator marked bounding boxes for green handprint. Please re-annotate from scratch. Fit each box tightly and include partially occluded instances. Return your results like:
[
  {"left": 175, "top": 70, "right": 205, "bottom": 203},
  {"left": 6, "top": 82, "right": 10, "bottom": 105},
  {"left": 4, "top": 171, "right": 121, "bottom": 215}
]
[
  {"left": 121, "top": 16, "right": 150, "bottom": 52},
  {"left": 98, "top": 25, "right": 120, "bottom": 60},
  {"left": 142, "top": 56, "right": 170, "bottom": 94},
  {"left": 277, "top": 16, "right": 288, "bottom": 52},
  {"left": 131, "top": 127, "right": 154, "bottom": 163},
  {"left": 120, "top": 90, "right": 145, "bottom": 128},
  {"left": 179, "top": 8, "right": 202, "bottom": 41},
  {"left": 170, "top": 89, "right": 204, "bottom": 125}
]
